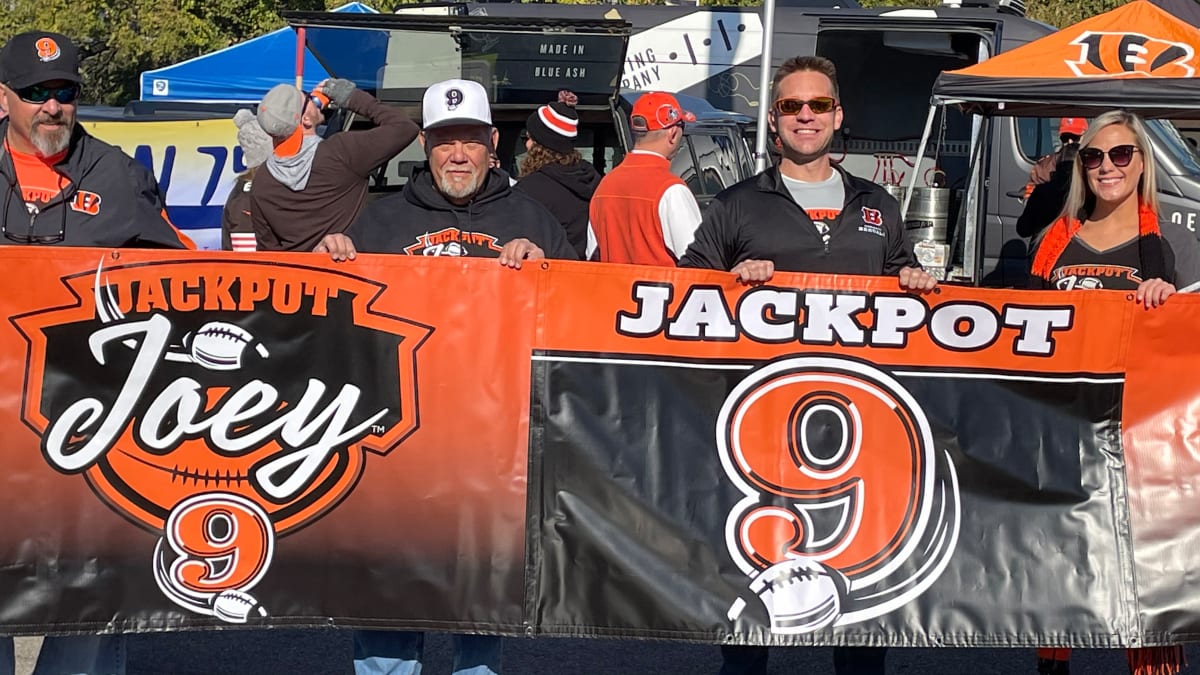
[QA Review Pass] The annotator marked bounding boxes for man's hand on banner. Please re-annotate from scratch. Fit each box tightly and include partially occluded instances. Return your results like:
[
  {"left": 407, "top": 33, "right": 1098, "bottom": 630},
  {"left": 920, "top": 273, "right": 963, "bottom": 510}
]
[
  {"left": 898, "top": 266, "right": 938, "bottom": 293},
  {"left": 315, "top": 234, "right": 358, "bottom": 262},
  {"left": 498, "top": 238, "right": 545, "bottom": 269},
  {"left": 732, "top": 259, "right": 775, "bottom": 284}
]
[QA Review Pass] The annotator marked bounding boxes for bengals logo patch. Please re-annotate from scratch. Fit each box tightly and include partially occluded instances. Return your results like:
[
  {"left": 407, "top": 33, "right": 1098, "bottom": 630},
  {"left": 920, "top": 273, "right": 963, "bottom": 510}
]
[
  {"left": 35, "top": 37, "right": 60, "bottom": 63},
  {"left": 720, "top": 356, "right": 960, "bottom": 633},
  {"left": 13, "top": 260, "right": 432, "bottom": 622},
  {"left": 69, "top": 191, "right": 101, "bottom": 215},
  {"left": 861, "top": 207, "right": 883, "bottom": 226},
  {"left": 1067, "top": 31, "right": 1195, "bottom": 78}
]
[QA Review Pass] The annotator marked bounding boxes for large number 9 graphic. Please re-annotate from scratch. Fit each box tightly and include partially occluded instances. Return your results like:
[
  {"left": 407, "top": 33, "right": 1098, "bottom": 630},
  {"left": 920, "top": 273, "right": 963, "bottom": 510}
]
[
  {"left": 717, "top": 356, "right": 958, "bottom": 615},
  {"left": 153, "top": 492, "right": 275, "bottom": 620}
]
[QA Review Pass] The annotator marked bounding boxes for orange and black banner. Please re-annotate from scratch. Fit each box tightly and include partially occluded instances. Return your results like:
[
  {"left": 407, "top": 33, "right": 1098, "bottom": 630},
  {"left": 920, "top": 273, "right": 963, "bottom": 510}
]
[{"left": 0, "top": 248, "right": 1196, "bottom": 647}]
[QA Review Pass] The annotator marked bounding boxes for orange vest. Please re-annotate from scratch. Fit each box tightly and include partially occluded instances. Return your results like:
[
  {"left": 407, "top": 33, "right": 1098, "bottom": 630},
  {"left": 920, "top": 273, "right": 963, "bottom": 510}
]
[{"left": 589, "top": 152, "right": 687, "bottom": 266}]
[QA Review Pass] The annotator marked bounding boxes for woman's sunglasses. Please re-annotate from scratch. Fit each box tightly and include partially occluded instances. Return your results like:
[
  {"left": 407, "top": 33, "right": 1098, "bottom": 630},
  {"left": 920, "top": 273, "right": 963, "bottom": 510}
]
[
  {"left": 773, "top": 97, "right": 838, "bottom": 115},
  {"left": 1079, "top": 144, "right": 1139, "bottom": 170},
  {"left": 13, "top": 83, "right": 80, "bottom": 105}
]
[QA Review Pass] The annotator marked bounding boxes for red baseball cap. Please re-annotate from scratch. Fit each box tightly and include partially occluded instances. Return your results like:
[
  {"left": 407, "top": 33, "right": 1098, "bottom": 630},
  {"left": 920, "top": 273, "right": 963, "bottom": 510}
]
[
  {"left": 630, "top": 92, "right": 696, "bottom": 132},
  {"left": 1060, "top": 118, "right": 1088, "bottom": 138}
]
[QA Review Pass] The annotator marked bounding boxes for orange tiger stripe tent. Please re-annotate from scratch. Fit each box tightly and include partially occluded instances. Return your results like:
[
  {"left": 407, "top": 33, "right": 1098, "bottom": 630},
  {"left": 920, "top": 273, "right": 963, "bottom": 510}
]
[{"left": 933, "top": 0, "right": 1200, "bottom": 118}]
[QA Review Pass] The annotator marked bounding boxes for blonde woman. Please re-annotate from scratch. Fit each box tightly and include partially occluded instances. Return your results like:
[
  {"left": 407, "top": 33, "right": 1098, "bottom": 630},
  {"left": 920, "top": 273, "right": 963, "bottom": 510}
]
[
  {"left": 1030, "top": 110, "right": 1199, "bottom": 673},
  {"left": 1030, "top": 109, "right": 1200, "bottom": 304}
]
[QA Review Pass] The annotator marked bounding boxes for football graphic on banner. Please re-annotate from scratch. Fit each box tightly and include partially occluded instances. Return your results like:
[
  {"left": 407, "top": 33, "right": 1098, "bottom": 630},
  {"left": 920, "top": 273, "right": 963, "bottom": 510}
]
[
  {"left": 718, "top": 356, "right": 960, "bottom": 633},
  {"left": 15, "top": 259, "right": 433, "bottom": 622},
  {"left": 187, "top": 321, "right": 268, "bottom": 371}
]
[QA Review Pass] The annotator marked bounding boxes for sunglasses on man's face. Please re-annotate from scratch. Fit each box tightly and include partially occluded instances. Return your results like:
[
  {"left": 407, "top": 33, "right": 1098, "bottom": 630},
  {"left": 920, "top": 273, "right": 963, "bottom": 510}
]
[
  {"left": 773, "top": 97, "right": 838, "bottom": 116},
  {"left": 1079, "top": 144, "right": 1139, "bottom": 170},
  {"left": 11, "top": 83, "right": 80, "bottom": 105}
]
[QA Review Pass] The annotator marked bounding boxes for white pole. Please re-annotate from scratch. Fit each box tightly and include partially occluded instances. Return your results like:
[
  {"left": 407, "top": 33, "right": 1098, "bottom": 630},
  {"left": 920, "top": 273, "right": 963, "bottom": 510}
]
[
  {"left": 754, "top": 0, "right": 777, "bottom": 173},
  {"left": 904, "top": 103, "right": 939, "bottom": 218}
]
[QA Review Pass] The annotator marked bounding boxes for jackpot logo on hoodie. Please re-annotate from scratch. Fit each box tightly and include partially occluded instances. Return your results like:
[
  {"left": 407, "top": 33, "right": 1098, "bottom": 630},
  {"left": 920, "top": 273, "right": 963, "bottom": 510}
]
[{"left": 403, "top": 227, "right": 504, "bottom": 256}]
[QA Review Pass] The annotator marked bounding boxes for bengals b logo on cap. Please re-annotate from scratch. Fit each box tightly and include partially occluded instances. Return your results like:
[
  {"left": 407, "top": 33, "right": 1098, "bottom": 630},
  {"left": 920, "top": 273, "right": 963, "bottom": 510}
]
[{"left": 35, "top": 37, "right": 61, "bottom": 63}]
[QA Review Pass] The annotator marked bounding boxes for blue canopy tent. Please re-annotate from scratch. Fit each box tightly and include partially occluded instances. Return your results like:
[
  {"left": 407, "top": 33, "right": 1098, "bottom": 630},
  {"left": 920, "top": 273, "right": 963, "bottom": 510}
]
[{"left": 139, "top": 2, "right": 376, "bottom": 103}]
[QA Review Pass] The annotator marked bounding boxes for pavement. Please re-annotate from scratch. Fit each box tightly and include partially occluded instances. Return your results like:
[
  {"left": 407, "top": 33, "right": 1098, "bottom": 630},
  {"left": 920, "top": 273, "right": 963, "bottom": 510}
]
[{"left": 14, "top": 631, "right": 1200, "bottom": 674}]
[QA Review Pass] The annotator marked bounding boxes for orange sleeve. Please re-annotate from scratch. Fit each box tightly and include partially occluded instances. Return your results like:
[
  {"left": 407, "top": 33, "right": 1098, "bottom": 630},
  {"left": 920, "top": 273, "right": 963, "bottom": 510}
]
[{"left": 162, "top": 209, "right": 197, "bottom": 250}]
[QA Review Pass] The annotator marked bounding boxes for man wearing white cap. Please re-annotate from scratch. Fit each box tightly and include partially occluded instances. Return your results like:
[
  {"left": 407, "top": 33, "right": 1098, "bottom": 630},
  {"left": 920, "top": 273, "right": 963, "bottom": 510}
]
[
  {"left": 316, "top": 78, "right": 575, "bottom": 265},
  {"left": 251, "top": 78, "right": 418, "bottom": 252},
  {"left": 318, "top": 80, "right": 576, "bottom": 675}
]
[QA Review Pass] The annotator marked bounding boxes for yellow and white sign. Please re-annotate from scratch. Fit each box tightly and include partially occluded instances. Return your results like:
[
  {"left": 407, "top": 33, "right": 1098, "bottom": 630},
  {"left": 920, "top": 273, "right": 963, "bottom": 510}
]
[{"left": 85, "top": 119, "right": 242, "bottom": 250}]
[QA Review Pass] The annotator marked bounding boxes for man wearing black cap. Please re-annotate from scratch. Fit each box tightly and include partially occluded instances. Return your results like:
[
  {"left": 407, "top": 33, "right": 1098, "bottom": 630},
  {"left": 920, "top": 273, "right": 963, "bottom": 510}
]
[
  {"left": 0, "top": 31, "right": 190, "bottom": 248},
  {"left": 0, "top": 28, "right": 193, "bottom": 675},
  {"left": 515, "top": 91, "right": 600, "bottom": 258}
]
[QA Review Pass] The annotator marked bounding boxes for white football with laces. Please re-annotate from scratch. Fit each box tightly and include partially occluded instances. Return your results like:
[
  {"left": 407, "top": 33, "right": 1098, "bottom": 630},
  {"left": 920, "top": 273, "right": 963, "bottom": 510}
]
[
  {"left": 188, "top": 322, "right": 268, "bottom": 371},
  {"left": 212, "top": 588, "right": 267, "bottom": 623},
  {"left": 750, "top": 557, "right": 843, "bottom": 634}
]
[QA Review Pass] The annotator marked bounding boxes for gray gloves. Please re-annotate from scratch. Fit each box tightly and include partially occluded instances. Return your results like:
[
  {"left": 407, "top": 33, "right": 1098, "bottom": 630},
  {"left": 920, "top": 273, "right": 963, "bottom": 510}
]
[{"left": 321, "top": 78, "right": 357, "bottom": 108}]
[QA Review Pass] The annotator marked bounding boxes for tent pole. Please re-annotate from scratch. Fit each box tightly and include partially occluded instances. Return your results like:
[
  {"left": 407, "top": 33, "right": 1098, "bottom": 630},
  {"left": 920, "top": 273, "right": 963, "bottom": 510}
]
[
  {"left": 904, "top": 102, "right": 939, "bottom": 217},
  {"left": 961, "top": 118, "right": 988, "bottom": 283},
  {"left": 754, "top": 0, "right": 777, "bottom": 174},
  {"left": 295, "top": 27, "right": 306, "bottom": 89}
]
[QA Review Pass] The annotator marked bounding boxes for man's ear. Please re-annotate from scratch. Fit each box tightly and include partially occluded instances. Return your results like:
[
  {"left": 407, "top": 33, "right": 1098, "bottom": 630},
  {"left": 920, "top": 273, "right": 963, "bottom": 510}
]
[
  {"left": 490, "top": 127, "right": 499, "bottom": 151},
  {"left": 419, "top": 131, "right": 427, "bottom": 155}
]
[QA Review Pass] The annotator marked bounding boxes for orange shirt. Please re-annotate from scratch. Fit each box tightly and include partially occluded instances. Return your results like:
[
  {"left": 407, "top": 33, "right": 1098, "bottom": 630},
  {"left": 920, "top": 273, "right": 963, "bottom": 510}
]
[{"left": 7, "top": 142, "right": 69, "bottom": 210}]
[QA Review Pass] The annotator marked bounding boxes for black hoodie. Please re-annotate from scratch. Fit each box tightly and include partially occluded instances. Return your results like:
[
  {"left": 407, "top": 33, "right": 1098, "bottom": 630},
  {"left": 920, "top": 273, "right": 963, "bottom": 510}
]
[
  {"left": 347, "top": 166, "right": 578, "bottom": 259},
  {"left": 516, "top": 161, "right": 601, "bottom": 259},
  {"left": 0, "top": 120, "right": 187, "bottom": 248}
]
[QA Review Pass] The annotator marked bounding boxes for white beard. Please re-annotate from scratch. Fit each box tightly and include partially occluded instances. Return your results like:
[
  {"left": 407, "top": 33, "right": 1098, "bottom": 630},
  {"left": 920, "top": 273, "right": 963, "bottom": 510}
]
[
  {"left": 436, "top": 169, "right": 484, "bottom": 200},
  {"left": 31, "top": 119, "right": 71, "bottom": 157}
]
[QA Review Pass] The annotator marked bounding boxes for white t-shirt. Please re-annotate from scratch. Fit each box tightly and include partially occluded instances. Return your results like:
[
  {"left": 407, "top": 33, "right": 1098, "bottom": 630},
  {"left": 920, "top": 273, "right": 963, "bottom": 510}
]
[{"left": 781, "top": 171, "right": 845, "bottom": 246}]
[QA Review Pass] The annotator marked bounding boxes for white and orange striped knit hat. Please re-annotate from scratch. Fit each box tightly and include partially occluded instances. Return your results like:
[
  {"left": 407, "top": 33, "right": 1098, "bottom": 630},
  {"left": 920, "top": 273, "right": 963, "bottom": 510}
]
[{"left": 525, "top": 91, "right": 579, "bottom": 155}]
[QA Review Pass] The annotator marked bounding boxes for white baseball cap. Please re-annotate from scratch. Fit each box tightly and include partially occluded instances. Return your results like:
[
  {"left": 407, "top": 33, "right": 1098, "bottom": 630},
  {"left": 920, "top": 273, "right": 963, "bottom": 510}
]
[{"left": 422, "top": 79, "right": 492, "bottom": 130}]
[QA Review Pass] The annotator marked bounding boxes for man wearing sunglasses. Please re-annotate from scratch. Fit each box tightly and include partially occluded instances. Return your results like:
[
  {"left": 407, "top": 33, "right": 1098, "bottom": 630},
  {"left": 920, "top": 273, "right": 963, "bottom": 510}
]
[
  {"left": 587, "top": 91, "right": 702, "bottom": 265},
  {"left": 0, "top": 28, "right": 193, "bottom": 675},
  {"left": 681, "top": 56, "right": 934, "bottom": 295},
  {"left": 251, "top": 77, "right": 419, "bottom": 252},
  {"left": 1017, "top": 118, "right": 1088, "bottom": 240},
  {"left": 680, "top": 56, "right": 934, "bottom": 675},
  {"left": 0, "top": 31, "right": 190, "bottom": 249}
]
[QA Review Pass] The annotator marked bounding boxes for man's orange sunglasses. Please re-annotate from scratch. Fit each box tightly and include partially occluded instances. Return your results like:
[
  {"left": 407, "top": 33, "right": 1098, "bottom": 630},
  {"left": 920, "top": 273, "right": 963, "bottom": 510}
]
[{"left": 773, "top": 97, "right": 838, "bottom": 115}]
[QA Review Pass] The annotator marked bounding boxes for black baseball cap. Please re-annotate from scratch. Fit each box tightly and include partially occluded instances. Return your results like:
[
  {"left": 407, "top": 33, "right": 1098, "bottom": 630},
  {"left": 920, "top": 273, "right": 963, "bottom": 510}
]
[{"left": 1, "top": 32, "right": 82, "bottom": 89}]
